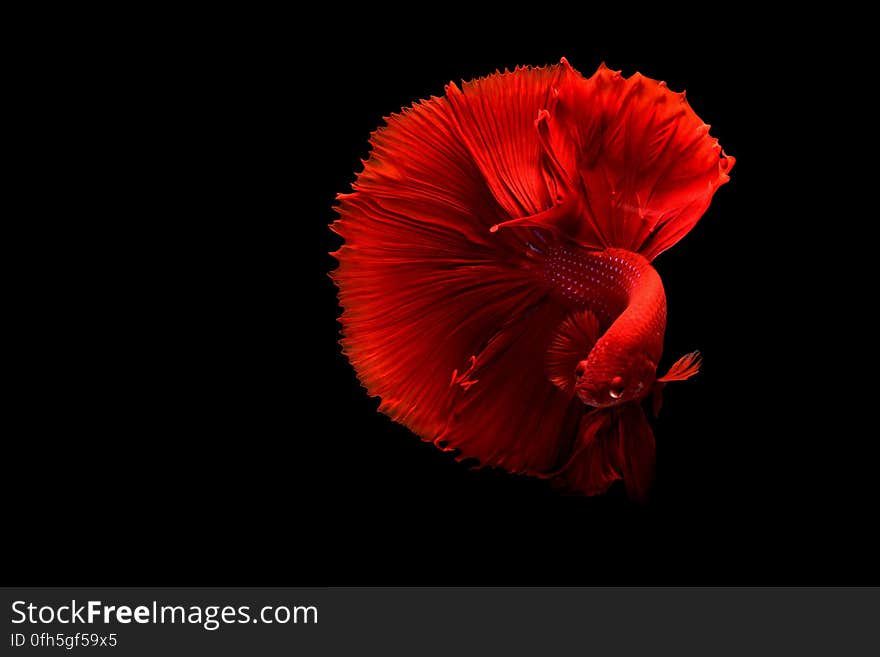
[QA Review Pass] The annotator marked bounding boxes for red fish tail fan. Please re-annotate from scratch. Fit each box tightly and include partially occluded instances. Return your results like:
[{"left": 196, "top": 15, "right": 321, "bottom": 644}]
[
  {"left": 552, "top": 61, "right": 734, "bottom": 259},
  {"left": 550, "top": 403, "right": 655, "bottom": 501},
  {"left": 332, "top": 65, "right": 593, "bottom": 476}
]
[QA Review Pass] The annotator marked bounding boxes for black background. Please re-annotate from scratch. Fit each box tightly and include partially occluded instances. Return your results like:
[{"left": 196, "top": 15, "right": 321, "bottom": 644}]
[{"left": 8, "top": 13, "right": 872, "bottom": 585}]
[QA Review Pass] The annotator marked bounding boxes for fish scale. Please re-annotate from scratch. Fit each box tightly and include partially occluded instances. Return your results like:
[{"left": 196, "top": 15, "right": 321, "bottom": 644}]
[{"left": 544, "top": 244, "right": 661, "bottom": 335}]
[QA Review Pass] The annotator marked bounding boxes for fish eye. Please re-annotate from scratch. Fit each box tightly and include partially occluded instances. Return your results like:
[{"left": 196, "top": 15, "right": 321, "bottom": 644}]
[
  {"left": 575, "top": 361, "right": 587, "bottom": 379},
  {"left": 609, "top": 376, "right": 625, "bottom": 399}
]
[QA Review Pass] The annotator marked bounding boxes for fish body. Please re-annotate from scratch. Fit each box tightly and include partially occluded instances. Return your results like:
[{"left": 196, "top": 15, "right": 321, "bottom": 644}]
[
  {"left": 542, "top": 245, "right": 664, "bottom": 407},
  {"left": 332, "top": 59, "right": 733, "bottom": 499}
]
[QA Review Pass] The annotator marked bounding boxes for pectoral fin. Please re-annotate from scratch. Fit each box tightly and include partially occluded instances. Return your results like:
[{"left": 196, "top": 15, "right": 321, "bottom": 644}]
[
  {"left": 545, "top": 309, "right": 601, "bottom": 396},
  {"left": 657, "top": 350, "right": 702, "bottom": 382},
  {"left": 653, "top": 350, "right": 702, "bottom": 417}
]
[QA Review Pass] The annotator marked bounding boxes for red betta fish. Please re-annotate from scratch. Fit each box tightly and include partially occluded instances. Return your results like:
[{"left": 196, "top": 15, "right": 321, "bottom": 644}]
[{"left": 331, "top": 59, "right": 733, "bottom": 500}]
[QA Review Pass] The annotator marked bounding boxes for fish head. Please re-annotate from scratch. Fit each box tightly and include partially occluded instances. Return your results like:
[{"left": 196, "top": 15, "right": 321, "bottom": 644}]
[{"left": 574, "top": 348, "right": 657, "bottom": 408}]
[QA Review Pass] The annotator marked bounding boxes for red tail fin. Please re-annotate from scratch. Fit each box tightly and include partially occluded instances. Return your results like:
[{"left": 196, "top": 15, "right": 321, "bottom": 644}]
[{"left": 554, "top": 62, "right": 734, "bottom": 259}]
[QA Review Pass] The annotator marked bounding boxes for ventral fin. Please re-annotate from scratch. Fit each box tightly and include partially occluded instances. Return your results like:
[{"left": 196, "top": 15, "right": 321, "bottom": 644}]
[
  {"left": 545, "top": 403, "right": 656, "bottom": 501},
  {"left": 545, "top": 309, "right": 600, "bottom": 396}
]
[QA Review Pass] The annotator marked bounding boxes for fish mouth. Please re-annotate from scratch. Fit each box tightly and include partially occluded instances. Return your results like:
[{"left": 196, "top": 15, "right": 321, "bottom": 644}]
[{"left": 575, "top": 386, "right": 609, "bottom": 408}]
